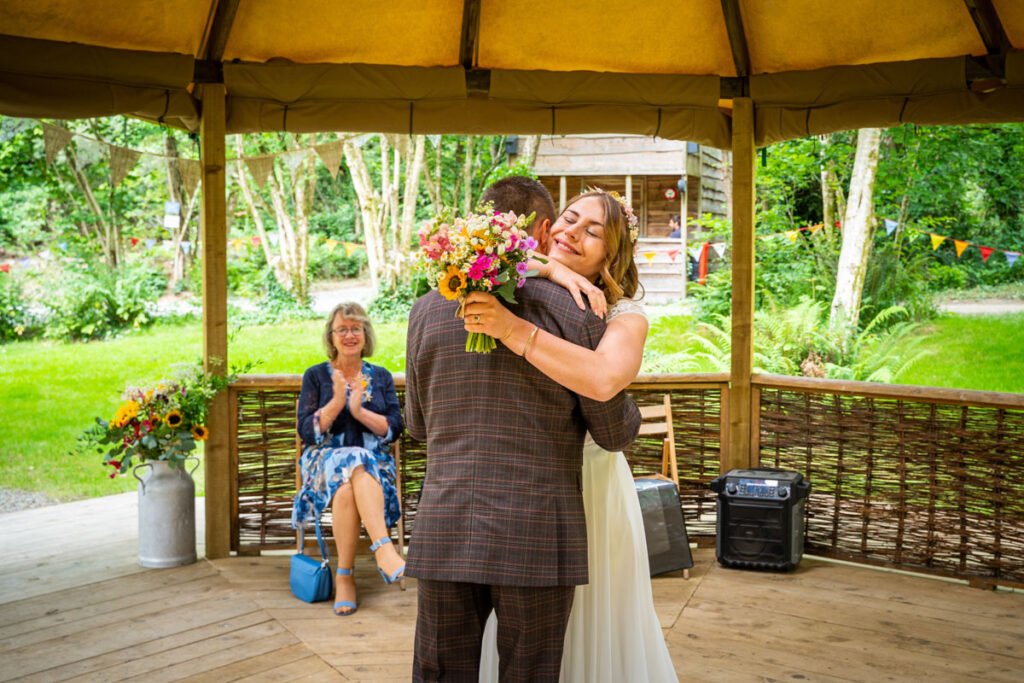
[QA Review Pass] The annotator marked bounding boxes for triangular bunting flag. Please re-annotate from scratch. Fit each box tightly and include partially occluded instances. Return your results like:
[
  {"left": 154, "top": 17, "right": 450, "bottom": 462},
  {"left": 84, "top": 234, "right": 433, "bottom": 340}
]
[
  {"left": 1006, "top": 251, "right": 1020, "bottom": 267},
  {"left": 344, "top": 242, "right": 358, "bottom": 257},
  {"left": 785, "top": 230, "right": 799, "bottom": 244},
  {"left": 130, "top": 237, "right": 140, "bottom": 247},
  {"left": 884, "top": 218, "right": 898, "bottom": 236},
  {"left": 978, "top": 246, "right": 994, "bottom": 263},
  {"left": 954, "top": 240, "right": 970, "bottom": 258},
  {"left": 0, "top": 264, "right": 10, "bottom": 274},
  {"left": 145, "top": 238, "right": 156, "bottom": 248},
  {"left": 268, "top": 232, "right": 280, "bottom": 246},
  {"left": 930, "top": 234, "right": 946, "bottom": 251},
  {"left": 711, "top": 242, "right": 727, "bottom": 258},
  {"left": 109, "top": 145, "right": 141, "bottom": 187},
  {"left": 282, "top": 149, "right": 309, "bottom": 174},
  {"left": 315, "top": 142, "right": 344, "bottom": 179},
  {"left": 324, "top": 239, "right": 338, "bottom": 253},
  {"left": 689, "top": 246, "right": 703, "bottom": 261},
  {"left": 180, "top": 241, "right": 192, "bottom": 255},
  {"left": 177, "top": 159, "right": 201, "bottom": 199},
  {"left": 42, "top": 124, "right": 74, "bottom": 165},
  {"left": 245, "top": 156, "right": 275, "bottom": 189},
  {"left": 642, "top": 251, "right": 656, "bottom": 263},
  {"left": 667, "top": 249, "right": 679, "bottom": 262},
  {"left": 809, "top": 224, "right": 823, "bottom": 235},
  {"left": 251, "top": 235, "right": 262, "bottom": 247}
]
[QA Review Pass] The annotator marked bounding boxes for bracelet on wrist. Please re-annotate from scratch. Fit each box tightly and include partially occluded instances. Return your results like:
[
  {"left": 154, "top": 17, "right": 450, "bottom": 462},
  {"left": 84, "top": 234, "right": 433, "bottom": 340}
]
[{"left": 522, "top": 325, "right": 540, "bottom": 359}]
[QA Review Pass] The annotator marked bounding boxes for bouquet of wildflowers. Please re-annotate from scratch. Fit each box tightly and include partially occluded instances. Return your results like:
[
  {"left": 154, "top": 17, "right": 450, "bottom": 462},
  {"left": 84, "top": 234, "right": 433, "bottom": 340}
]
[
  {"left": 76, "top": 360, "right": 241, "bottom": 477},
  {"left": 417, "top": 204, "right": 536, "bottom": 352}
]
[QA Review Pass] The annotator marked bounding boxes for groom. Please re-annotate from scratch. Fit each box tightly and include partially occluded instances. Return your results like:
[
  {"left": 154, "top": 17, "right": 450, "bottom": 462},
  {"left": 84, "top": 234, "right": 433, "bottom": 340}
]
[{"left": 404, "top": 259, "right": 641, "bottom": 680}]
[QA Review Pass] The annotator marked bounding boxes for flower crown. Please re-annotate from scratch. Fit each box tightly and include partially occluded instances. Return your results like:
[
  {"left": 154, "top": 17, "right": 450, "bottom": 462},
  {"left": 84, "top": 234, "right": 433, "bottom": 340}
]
[{"left": 595, "top": 189, "right": 639, "bottom": 243}]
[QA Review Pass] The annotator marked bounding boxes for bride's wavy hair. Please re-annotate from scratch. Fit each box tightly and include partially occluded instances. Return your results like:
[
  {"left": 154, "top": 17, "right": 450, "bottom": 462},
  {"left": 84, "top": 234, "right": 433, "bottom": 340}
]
[{"left": 557, "top": 190, "right": 641, "bottom": 306}]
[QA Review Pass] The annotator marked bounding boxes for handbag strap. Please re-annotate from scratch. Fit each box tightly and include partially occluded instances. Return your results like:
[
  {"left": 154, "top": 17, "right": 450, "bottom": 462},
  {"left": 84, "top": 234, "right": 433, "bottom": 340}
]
[{"left": 297, "top": 509, "right": 330, "bottom": 563}]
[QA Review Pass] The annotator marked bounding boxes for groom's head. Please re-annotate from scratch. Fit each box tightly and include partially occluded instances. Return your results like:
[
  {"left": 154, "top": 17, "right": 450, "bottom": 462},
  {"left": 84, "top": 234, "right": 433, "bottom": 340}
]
[{"left": 481, "top": 176, "right": 556, "bottom": 254}]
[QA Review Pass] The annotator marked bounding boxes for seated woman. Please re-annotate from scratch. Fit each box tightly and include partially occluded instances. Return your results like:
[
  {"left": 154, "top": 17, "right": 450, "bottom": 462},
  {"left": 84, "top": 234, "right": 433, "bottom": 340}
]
[{"left": 292, "top": 302, "right": 405, "bottom": 616}]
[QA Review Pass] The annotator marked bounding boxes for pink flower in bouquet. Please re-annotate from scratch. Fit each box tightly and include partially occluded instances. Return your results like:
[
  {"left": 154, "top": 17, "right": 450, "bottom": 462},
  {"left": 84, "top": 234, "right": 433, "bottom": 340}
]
[{"left": 468, "top": 254, "right": 496, "bottom": 281}]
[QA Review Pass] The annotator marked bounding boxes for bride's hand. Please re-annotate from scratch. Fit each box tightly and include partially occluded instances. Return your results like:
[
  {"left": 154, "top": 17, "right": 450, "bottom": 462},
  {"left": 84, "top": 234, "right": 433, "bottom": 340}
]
[
  {"left": 463, "top": 291, "right": 519, "bottom": 341},
  {"left": 539, "top": 257, "right": 608, "bottom": 319}
]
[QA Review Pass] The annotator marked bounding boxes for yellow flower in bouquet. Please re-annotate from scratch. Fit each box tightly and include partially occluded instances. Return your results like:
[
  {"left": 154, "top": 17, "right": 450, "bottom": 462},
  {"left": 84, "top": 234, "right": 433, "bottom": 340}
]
[{"left": 417, "top": 204, "right": 536, "bottom": 352}]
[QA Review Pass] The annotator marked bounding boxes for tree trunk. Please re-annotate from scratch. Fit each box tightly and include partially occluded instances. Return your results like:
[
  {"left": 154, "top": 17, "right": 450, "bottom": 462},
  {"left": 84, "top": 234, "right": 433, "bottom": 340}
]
[
  {"left": 518, "top": 135, "right": 542, "bottom": 169},
  {"left": 400, "top": 136, "right": 426, "bottom": 258},
  {"left": 164, "top": 134, "right": 195, "bottom": 285},
  {"left": 830, "top": 128, "right": 883, "bottom": 330},
  {"left": 462, "top": 136, "right": 474, "bottom": 215},
  {"left": 64, "top": 143, "right": 117, "bottom": 267},
  {"left": 344, "top": 137, "right": 387, "bottom": 291},
  {"left": 234, "top": 138, "right": 291, "bottom": 292}
]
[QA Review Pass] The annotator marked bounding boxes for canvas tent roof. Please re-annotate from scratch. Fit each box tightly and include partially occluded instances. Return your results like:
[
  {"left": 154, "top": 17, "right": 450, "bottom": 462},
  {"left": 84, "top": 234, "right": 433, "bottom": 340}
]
[{"left": 1, "top": 0, "right": 1022, "bottom": 148}]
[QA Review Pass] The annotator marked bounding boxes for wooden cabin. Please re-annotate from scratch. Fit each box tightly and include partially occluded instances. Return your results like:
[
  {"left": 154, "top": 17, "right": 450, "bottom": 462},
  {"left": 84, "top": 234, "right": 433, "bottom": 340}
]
[{"left": 520, "top": 134, "right": 731, "bottom": 303}]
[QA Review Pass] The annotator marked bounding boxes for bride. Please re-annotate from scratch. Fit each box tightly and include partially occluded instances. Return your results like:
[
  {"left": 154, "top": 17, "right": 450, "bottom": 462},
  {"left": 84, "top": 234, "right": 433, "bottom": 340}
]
[{"left": 463, "top": 189, "right": 679, "bottom": 682}]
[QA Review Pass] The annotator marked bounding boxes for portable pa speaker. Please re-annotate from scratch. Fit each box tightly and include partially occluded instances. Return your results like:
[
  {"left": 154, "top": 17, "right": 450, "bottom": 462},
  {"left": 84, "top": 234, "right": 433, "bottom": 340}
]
[
  {"left": 710, "top": 468, "right": 810, "bottom": 571},
  {"left": 634, "top": 477, "right": 694, "bottom": 576}
]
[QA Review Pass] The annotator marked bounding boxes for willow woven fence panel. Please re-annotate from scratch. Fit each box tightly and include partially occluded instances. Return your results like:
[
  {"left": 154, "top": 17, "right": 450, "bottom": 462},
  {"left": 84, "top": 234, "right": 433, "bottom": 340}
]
[
  {"left": 758, "top": 386, "right": 1024, "bottom": 584},
  {"left": 625, "top": 387, "right": 723, "bottom": 536},
  {"left": 230, "top": 378, "right": 725, "bottom": 551}
]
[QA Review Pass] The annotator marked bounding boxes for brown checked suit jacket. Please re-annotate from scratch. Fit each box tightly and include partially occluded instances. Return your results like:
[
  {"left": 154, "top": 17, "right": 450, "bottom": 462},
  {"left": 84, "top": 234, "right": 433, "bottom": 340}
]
[{"left": 404, "top": 278, "right": 641, "bottom": 587}]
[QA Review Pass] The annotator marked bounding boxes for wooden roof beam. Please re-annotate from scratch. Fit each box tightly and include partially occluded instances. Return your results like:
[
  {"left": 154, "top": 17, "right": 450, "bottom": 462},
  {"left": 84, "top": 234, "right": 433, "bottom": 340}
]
[
  {"left": 963, "top": 0, "right": 1010, "bottom": 80},
  {"left": 194, "top": 0, "right": 241, "bottom": 83},
  {"left": 460, "top": 0, "right": 489, "bottom": 95},
  {"left": 720, "top": 0, "right": 751, "bottom": 97}
]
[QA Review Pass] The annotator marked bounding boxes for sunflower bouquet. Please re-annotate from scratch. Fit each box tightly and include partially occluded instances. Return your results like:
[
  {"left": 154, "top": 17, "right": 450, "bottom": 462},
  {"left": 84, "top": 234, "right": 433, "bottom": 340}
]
[
  {"left": 417, "top": 203, "right": 536, "bottom": 352},
  {"left": 77, "top": 360, "right": 238, "bottom": 477}
]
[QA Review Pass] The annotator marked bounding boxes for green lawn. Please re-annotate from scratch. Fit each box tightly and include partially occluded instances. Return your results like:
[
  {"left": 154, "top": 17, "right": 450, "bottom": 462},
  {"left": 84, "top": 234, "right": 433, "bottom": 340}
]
[
  {"left": 2, "top": 311, "right": 1021, "bottom": 501},
  {"left": 0, "top": 319, "right": 407, "bottom": 501},
  {"left": 894, "top": 313, "right": 1024, "bottom": 393}
]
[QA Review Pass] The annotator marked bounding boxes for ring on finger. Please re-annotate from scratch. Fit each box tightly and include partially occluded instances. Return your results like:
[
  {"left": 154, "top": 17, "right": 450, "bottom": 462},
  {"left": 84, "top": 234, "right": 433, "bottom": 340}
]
[{"left": 473, "top": 314, "right": 480, "bottom": 323}]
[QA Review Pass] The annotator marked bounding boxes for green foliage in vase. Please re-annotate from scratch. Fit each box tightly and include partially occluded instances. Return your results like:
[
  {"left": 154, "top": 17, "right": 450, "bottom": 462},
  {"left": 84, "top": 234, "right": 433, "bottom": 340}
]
[{"left": 73, "top": 359, "right": 251, "bottom": 475}]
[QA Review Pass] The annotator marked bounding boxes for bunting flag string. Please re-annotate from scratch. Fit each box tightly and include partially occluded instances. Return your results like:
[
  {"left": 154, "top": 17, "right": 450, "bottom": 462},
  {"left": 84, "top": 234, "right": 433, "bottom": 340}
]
[
  {"left": 747, "top": 215, "right": 1020, "bottom": 269},
  {"left": 33, "top": 120, "right": 353, "bottom": 198},
  {"left": 922, "top": 230, "right": 1020, "bottom": 265}
]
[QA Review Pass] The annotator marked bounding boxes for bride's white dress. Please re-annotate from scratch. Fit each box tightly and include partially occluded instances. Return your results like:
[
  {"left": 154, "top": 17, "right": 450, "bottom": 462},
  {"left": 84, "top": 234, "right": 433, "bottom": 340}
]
[{"left": 479, "top": 299, "right": 679, "bottom": 682}]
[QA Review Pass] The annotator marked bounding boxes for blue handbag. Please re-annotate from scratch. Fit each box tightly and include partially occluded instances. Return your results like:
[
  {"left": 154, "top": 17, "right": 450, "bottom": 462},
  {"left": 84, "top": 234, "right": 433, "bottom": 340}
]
[{"left": 290, "top": 516, "right": 333, "bottom": 603}]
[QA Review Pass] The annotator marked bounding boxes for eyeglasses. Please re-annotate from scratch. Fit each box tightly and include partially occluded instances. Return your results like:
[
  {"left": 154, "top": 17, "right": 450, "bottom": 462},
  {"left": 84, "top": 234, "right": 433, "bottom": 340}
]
[{"left": 331, "top": 326, "right": 364, "bottom": 336}]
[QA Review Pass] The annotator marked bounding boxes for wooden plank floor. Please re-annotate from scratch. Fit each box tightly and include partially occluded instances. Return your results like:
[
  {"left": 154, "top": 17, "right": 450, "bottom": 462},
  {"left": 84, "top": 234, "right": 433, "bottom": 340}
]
[{"left": 2, "top": 495, "right": 1022, "bottom": 682}]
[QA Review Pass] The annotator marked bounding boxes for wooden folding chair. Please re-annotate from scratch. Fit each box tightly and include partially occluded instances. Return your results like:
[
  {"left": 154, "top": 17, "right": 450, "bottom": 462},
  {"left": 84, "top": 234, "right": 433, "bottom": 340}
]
[
  {"left": 294, "top": 405, "right": 405, "bottom": 557},
  {"left": 637, "top": 394, "right": 679, "bottom": 486}
]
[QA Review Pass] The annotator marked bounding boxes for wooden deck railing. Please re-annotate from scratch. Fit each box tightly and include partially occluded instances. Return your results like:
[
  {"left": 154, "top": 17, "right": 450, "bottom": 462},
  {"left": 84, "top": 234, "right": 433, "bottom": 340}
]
[
  {"left": 751, "top": 374, "right": 1024, "bottom": 587},
  {"left": 228, "top": 372, "right": 1024, "bottom": 587}
]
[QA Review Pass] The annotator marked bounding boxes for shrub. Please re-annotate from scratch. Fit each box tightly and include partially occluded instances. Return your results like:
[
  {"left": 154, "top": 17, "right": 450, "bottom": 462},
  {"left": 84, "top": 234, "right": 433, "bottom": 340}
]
[
  {"left": 231, "top": 270, "right": 319, "bottom": 325},
  {"left": 368, "top": 281, "right": 420, "bottom": 322},
  {"left": 309, "top": 243, "right": 366, "bottom": 280},
  {"left": 926, "top": 262, "right": 969, "bottom": 292},
  {"left": 0, "top": 273, "right": 38, "bottom": 342},
  {"left": 45, "top": 261, "right": 166, "bottom": 340}
]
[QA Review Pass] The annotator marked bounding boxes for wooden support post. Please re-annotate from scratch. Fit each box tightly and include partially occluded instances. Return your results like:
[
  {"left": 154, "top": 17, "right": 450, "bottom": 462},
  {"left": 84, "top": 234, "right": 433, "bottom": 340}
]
[
  {"left": 199, "top": 84, "right": 230, "bottom": 559},
  {"left": 559, "top": 175, "right": 567, "bottom": 212},
  {"left": 625, "top": 174, "right": 633, "bottom": 206},
  {"left": 727, "top": 97, "right": 755, "bottom": 472},
  {"left": 680, "top": 183, "right": 688, "bottom": 299}
]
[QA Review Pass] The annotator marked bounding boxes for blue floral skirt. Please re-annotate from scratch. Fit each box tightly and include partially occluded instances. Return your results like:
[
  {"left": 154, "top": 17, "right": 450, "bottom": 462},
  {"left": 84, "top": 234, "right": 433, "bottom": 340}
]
[{"left": 291, "top": 434, "right": 401, "bottom": 530}]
